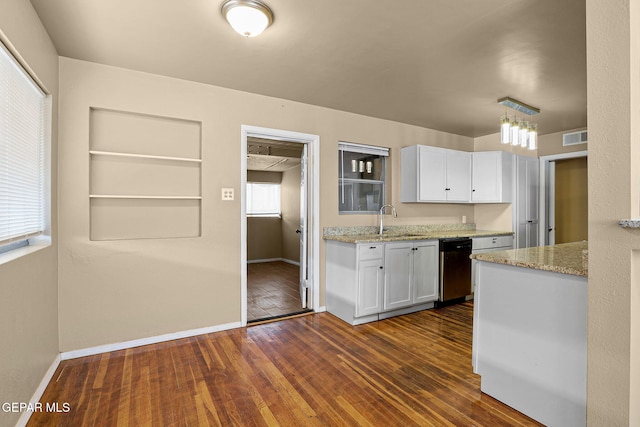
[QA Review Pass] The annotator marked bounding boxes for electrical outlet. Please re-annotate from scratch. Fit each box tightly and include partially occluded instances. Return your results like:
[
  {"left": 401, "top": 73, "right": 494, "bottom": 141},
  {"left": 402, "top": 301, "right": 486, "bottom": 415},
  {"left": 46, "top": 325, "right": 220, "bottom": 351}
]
[{"left": 221, "top": 188, "right": 234, "bottom": 201}]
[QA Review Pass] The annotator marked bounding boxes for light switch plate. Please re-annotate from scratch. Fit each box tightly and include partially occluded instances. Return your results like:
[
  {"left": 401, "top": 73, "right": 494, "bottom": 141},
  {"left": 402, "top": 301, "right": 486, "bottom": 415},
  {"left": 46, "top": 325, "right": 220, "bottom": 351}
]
[{"left": 221, "top": 188, "right": 234, "bottom": 201}]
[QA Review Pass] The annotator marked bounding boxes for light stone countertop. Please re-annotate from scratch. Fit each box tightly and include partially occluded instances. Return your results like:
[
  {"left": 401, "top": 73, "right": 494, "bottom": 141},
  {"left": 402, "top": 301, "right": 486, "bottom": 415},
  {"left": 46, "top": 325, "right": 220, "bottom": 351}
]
[
  {"left": 470, "top": 241, "right": 588, "bottom": 277},
  {"left": 323, "top": 224, "right": 513, "bottom": 244}
]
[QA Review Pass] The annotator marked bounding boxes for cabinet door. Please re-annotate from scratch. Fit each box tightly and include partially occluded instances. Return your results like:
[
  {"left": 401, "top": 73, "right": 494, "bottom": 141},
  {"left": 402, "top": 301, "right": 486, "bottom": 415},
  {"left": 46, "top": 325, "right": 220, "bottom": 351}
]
[
  {"left": 413, "top": 241, "right": 439, "bottom": 303},
  {"left": 356, "top": 258, "right": 384, "bottom": 317},
  {"left": 516, "top": 156, "right": 540, "bottom": 248},
  {"left": 446, "top": 150, "right": 471, "bottom": 202},
  {"left": 383, "top": 243, "right": 413, "bottom": 310},
  {"left": 418, "top": 146, "right": 446, "bottom": 201},
  {"left": 472, "top": 152, "right": 500, "bottom": 202}
]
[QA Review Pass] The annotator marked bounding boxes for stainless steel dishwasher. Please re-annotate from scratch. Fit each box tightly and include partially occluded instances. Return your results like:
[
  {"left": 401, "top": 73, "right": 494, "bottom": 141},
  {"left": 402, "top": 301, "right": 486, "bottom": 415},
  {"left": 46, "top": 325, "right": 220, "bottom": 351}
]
[{"left": 437, "top": 238, "right": 472, "bottom": 306}]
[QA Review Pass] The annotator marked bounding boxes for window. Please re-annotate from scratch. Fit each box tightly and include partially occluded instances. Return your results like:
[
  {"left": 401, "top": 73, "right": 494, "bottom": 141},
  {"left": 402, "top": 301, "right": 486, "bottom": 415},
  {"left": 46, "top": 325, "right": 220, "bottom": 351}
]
[
  {"left": 338, "top": 142, "right": 389, "bottom": 214},
  {"left": 246, "top": 183, "right": 281, "bottom": 216},
  {"left": 0, "top": 42, "right": 49, "bottom": 254}
]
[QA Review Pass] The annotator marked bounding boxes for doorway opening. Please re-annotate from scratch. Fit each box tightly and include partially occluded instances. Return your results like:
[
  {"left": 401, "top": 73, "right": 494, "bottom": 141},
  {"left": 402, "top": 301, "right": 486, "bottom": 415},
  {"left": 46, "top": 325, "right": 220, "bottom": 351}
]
[
  {"left": 539, "top": 151, "right": 588, "bottom": 246},
  {"left": 240, "top": 126, "right": 320, "bottom": 326}
]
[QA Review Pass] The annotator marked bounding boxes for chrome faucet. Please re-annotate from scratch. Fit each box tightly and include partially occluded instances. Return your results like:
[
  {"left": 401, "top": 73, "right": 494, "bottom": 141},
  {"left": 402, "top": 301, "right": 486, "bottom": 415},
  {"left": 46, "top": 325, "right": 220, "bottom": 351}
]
[{"left": 379, "top": 204, "right": 397, "bottom": 235}]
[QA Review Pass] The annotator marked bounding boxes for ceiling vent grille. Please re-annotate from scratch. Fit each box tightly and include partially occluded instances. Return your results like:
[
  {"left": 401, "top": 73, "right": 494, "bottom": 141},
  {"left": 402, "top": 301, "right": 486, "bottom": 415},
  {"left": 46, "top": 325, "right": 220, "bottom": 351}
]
[{"left": 563, "top": 130, "right": 588, "bottom": 146}]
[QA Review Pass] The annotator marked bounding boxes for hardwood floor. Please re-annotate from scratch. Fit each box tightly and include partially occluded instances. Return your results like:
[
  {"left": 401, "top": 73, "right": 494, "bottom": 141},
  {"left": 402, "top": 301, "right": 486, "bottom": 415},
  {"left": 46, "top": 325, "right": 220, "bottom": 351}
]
[
  {"left": 28, "top": 302, "right": 542, "bottom": 426},
  {"left": 247, "top": 261, "right": 308, "bottom": 322}
]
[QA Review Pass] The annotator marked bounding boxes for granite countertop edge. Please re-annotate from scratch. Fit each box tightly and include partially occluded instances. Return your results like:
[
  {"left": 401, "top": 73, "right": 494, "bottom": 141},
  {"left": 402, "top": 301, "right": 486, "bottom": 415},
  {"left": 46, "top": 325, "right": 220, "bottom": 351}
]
[
  {"left": 470, "top": 241, "right": 588, "bottom": 277},
  {"left": 323, "top": 230, "right": 514, "bottom": 244}
]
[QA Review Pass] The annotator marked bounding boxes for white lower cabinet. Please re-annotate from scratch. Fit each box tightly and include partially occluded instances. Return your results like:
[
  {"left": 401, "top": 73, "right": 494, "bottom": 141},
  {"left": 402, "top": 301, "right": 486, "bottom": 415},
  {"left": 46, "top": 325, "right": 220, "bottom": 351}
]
[
  {"left": 412, "top": 241, "right": 440, "bottom": 304},
  {"left": 326, "top": 239, "right": 438, "bottom": 325},
  {"left": 356, "top": 246, "right": 384, "bottom": 317},
  {"left": 383, "top": 243, "right": 413, "bottom": 310},
  {"left": 384, "top": 241, "right": 439, "bottom": 311}
]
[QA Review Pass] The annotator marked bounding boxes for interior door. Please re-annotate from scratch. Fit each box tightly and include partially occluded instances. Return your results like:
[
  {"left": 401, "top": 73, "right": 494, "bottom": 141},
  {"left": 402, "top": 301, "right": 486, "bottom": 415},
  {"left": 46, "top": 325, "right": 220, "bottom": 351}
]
[{"left": 298, "top": 144, "right": 308, "bottom": 308}]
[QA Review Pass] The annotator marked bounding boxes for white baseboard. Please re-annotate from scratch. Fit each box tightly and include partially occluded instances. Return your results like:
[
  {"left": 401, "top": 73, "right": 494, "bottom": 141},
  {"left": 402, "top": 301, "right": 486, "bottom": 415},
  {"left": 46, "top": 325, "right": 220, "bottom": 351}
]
[
  {"left": 60, "top": 321, "right": 241, "bottom": 360},
  {"left": 247, "top": 258, "right": 281, "bottom": 264},
  {"left": 316, "top": 306, "right": 326, "bottom": 313},
  {"left": 247, "top": 257, "right": 300, "bottom": 266},
  {"left": 15, "top": 354, "right": 62, "bottom": 427}
]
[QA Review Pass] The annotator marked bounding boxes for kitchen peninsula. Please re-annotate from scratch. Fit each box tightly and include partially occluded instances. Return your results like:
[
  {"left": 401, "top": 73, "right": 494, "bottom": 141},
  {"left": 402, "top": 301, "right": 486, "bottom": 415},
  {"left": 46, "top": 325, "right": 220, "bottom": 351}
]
[{"left": 471, "top": 241, "right": 588, "bottom": 427}]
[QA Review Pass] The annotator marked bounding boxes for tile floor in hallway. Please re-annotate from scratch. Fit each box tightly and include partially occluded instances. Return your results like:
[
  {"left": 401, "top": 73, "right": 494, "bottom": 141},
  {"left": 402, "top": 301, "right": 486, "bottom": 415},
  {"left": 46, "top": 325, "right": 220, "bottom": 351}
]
[{"left": 247, "top": 261, "right": 307, "bottom": 321}]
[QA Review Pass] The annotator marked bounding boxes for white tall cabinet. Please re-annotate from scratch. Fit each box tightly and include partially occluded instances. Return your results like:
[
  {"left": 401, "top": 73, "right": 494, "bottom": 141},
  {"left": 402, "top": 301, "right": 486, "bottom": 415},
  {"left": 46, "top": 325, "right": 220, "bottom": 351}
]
[{"left": 514, "top": 155, "right": 540, "bottom": 248}]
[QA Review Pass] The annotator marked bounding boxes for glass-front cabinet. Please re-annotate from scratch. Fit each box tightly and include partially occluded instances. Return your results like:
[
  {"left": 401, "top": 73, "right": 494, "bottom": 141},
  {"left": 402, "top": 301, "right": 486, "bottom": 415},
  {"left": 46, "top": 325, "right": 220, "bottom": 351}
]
[{"left": 338, "top": 142, "right": 389, "bottom": 214}]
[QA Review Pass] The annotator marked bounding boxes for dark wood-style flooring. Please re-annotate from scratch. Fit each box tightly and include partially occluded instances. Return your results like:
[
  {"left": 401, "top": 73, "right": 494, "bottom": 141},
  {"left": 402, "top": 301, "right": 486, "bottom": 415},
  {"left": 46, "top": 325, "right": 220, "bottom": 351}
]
[
  {"left": 28, "top": 302, "right": 542, "bottom": 426},
  {"left": 247, "top": 261, "right": 306, "bottom": 322}
]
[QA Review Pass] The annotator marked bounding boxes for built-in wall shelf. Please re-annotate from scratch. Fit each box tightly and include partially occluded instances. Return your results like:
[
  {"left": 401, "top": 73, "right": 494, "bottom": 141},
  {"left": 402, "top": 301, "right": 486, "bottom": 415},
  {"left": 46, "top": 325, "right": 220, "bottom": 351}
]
[
  {"left": 89, "top": 150, "right": 202, "bottom": 163},
  {"left": 89, "top": 108, "right": 202, "bottom": 241}
]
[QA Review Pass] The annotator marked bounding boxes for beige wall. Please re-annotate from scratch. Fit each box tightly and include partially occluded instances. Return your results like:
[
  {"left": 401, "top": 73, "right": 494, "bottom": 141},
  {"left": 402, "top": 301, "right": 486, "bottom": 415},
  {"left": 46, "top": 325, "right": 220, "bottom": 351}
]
[
  {"left": 0, "top": 2, "right": 59, "bottom": 426},
  {"left": 247, "top": 217, "right": 282, "bottom": 261},
  {"left": 246, "top": 168, "right": 300, "bottom": 263},
  {"left": 537, "top": 127, "right": 588, "bottom": 157},
  {"left": 281, "top": 165, "right": 301, "bottom": 263},
  {"left": 247, "top": 170, "right": 283, "bottom": 261},
  {"left": 247, "top": 170, "right": 281, "bottom": 183},
  {"left": 586, "top": 0, "right": 639, "bottom": 424},
  {"left": 57, "top": 57, "right": 475, "bottom": 351}
]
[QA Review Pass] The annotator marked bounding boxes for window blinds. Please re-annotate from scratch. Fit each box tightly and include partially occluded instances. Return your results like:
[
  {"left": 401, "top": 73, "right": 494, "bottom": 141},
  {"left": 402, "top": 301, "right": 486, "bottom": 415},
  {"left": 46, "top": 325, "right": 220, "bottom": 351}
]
[{"left": 0, "top": 43, "right": 47, "bottom": 246}]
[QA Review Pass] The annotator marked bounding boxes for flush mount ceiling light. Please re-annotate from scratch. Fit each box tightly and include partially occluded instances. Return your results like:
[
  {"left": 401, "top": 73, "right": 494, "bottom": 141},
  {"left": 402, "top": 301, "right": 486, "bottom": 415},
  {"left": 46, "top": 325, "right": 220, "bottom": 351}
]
[
  {"left": 498, "top": 97, "right": 540, "bottom": 150},
  {"left": 221, "top": 0, "right": 274, "bottom": 37}
]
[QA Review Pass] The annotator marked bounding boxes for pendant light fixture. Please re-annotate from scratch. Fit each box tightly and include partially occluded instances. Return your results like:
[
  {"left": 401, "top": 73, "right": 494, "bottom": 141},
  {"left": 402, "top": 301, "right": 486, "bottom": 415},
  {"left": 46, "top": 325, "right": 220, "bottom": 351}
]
[
  {"left": 510, "top": 117, "right": 520, "bottom": 146},
  {"left": 519, "top": 120, "right": 529, "bottom": 147},
  {"left": 221, "top": 0, "right": 274, "bottom": 37},
  {"left": 500, "top": 114, "right": 511, "bottom": 144},
  {"left": 528, "top": 123, "right": 537, "bottom": 150},
  {"left": 497, "top": 97, "right": 540, "bottom": 150}
]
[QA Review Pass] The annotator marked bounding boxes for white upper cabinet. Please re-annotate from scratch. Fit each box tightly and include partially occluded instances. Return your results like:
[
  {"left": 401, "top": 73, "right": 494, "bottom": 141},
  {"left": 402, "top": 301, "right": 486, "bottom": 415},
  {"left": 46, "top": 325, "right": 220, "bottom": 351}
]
[
  {"left": 471, "top": 151, "right": 514, "bottom": 203},
  {"left": 445, "top": 149, "right": 472, "bottom": 202},
  {"left": 401, "top": 145, "right": 471, "bottom": 203}
]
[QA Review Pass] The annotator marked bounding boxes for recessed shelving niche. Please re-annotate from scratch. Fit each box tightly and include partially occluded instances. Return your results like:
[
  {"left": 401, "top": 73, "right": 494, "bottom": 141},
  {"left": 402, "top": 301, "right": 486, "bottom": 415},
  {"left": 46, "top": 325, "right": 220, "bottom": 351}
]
[{"left": 89, "top": 108, "right": 202, "bottom": 241}]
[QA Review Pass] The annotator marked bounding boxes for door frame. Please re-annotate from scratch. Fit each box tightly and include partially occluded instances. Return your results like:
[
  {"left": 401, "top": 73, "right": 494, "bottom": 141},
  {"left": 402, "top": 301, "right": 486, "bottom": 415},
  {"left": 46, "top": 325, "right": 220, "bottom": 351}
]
[
  {"left": 538, "top": 150, "right": 588, "bottom": 246},
  {"left": 240, "top": 125, "right": 320, "bottom": 326}
]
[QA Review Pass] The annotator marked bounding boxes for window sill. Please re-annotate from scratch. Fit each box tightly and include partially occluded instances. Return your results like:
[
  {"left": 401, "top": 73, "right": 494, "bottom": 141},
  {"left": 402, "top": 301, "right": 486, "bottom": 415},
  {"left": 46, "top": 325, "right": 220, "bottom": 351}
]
[{"left": 0, "top": 236, "right": 51, "bottom": 266}]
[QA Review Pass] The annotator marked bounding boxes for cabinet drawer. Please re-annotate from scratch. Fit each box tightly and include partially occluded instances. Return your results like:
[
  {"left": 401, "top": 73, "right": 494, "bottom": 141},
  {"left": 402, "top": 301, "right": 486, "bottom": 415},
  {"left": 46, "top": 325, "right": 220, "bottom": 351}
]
[
  {"left": 358, "top": 244, "right": 384, "bottom": 260},
  {"left": 472, "top": 235, "right": 514, "bottom": 250}
]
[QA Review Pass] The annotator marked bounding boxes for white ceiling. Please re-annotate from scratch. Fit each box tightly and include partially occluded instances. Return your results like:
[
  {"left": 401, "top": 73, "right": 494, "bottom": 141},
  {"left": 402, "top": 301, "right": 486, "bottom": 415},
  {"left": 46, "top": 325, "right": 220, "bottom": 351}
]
[{"left": 30, "top": 0, "right": 587, "bottom": 138}]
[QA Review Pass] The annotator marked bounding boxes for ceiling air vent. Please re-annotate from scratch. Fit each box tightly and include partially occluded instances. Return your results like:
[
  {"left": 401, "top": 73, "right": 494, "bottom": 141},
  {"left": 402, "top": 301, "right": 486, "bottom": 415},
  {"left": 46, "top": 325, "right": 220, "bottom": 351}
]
[{"left": 563, "top": 130, "right": 588, "bottom": 146}]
